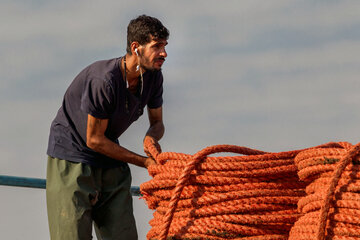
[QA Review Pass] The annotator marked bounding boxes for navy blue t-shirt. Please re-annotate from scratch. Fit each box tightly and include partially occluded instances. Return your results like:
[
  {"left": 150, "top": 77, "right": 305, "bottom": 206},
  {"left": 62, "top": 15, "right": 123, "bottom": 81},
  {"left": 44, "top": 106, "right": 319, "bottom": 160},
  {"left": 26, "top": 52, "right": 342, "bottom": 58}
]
[{"left": 47, "top": 57, "right": 163, "bottom": 168}]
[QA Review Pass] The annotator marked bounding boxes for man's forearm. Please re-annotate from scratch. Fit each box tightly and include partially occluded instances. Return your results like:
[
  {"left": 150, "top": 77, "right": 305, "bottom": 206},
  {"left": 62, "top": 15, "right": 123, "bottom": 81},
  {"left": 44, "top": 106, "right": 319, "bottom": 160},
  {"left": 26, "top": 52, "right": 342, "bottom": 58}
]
[
  {"left": 145, "top": 121, "right": 165, "bottom": 141},
  {"left": 86, "top": 114, "right": 156, "bottom": 168},
  {"left": 87, "top": 135, "right": 151, "bottom": 168}
]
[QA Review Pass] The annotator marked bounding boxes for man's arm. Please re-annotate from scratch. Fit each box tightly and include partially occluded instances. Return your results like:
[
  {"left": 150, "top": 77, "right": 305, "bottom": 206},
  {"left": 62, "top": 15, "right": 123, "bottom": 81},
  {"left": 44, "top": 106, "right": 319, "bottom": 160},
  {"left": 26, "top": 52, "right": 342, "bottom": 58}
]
[
  {"left": 145, "top": 106, "right": 165, "bottom": 141},
  {"left": 86, "top": 114, "right": 155, "bottom": 168}
]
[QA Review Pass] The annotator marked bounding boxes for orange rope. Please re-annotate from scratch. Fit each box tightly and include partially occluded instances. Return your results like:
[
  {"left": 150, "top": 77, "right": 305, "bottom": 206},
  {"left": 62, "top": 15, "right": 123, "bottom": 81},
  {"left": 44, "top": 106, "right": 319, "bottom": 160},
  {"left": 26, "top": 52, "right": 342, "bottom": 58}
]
[
  {"left": 141, "top": 139, "right": 359, "bottom": 240},
  {"left": 289, "top": 142, "right": 360, "bottom": 240}
]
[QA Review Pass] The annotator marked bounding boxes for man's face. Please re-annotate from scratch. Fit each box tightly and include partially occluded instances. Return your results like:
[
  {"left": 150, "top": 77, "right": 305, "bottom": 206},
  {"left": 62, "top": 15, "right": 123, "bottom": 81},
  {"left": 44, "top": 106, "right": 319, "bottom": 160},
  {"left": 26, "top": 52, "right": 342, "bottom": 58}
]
[{"left": 138, "top": 37, "right": 168, "bottom": 71}]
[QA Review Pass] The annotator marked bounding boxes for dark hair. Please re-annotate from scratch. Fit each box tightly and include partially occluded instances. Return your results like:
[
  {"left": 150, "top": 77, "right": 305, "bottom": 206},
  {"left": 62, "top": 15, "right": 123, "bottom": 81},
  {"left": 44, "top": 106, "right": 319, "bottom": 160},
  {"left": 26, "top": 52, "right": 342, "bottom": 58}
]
[{"left": 126, "top": 15, "right": 169, "bottom": 54}]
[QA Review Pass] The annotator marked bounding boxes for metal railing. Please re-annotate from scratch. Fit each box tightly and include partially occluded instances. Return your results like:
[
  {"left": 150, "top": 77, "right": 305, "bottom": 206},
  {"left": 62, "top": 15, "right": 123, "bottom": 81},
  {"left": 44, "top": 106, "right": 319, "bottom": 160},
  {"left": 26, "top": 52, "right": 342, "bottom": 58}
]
[{"left": 0, "top": 175, "right": 141, "bottom": 196}]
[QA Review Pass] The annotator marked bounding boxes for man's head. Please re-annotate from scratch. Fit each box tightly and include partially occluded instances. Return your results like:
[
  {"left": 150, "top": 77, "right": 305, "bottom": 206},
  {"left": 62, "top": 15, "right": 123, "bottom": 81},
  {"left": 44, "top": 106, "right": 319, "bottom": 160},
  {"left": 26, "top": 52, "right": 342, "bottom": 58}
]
[{"left": 127, "top": 15, "right": 169, "bottom": 71}]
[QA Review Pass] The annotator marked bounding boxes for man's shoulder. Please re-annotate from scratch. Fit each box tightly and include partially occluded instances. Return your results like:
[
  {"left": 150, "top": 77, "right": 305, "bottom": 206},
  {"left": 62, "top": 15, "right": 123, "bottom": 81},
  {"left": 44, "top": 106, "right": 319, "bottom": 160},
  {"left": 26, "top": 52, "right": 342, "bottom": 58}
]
[
  {"left": 83, "top": 57, "right": 120, "bottom": 81},
  {"left": 87, "top": 58, "right": 118, "bottom": 72}
]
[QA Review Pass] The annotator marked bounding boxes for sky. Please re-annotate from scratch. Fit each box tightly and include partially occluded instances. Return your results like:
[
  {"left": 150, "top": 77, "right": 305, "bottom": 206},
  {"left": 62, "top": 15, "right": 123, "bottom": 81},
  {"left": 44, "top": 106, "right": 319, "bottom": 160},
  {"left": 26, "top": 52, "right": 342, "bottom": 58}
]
[{"left": 1, "top": 0, "right": 360, "bottom": 239}]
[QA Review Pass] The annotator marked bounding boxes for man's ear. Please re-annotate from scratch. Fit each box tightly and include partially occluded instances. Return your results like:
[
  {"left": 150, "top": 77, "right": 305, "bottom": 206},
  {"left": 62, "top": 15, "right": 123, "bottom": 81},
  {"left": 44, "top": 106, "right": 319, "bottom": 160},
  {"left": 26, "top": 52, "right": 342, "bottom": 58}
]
[{"left": 130, "top": 42, "right": 140, "bottom": 55}]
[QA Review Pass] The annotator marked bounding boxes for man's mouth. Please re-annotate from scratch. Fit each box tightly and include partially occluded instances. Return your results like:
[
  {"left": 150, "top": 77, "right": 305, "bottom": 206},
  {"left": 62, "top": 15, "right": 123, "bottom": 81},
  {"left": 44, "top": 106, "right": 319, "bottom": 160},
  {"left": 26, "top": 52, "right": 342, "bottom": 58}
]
[{"left": 155, "top": 57, "right": 165, "bottom": 63}]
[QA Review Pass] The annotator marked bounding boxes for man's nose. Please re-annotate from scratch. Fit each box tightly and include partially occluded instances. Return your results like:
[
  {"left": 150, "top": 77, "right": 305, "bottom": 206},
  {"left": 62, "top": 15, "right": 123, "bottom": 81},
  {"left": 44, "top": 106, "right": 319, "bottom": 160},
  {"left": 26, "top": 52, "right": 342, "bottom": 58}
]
[{"left": 160, "top": 48, "right": 167, "bottom": 58}]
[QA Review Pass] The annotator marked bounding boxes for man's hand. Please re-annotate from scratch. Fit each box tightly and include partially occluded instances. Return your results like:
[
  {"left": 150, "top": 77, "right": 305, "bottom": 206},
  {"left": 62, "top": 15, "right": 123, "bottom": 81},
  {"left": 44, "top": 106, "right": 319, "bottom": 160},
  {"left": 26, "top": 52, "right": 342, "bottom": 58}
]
[
  {"left": 144, "top": 157, "right": 157, "bottom": 168},
  {"left": 144, "top": 135, "right": 162, "bottom": 158}
]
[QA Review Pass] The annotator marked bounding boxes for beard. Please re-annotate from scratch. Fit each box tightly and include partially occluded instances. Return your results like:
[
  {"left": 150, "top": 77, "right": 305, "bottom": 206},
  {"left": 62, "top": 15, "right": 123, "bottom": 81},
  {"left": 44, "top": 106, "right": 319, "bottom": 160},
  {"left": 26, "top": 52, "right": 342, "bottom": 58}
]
[{"left": 139, "top": 55, "right": 165, "bottom": 72}]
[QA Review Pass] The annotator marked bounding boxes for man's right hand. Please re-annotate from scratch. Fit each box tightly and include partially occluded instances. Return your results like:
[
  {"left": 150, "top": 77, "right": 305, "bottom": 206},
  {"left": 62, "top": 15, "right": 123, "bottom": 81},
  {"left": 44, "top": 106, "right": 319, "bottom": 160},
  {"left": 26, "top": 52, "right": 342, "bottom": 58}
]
[
  {"left": 144, "top": 135, "right": 162, "bottom": 157},
  {"left": 144, "top": 157, "right": 157, "bottom": 169}
]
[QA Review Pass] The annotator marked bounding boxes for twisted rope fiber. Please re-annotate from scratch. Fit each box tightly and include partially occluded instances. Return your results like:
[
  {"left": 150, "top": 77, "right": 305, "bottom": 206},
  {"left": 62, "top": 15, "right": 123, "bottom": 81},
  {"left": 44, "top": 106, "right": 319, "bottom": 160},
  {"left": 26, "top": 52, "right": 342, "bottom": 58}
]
[
  {"left": 289, "top": 142, "right": 360, "bottom": 240},
  {"left": 141, "top": 138, "right": 349, "bottom": 240}
]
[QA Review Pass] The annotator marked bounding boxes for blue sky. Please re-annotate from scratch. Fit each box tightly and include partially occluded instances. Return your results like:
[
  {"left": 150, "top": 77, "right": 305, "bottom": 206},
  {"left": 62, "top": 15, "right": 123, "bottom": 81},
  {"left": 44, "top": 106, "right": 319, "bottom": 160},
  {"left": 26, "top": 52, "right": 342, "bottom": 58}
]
[{"left": 1, "top": 1, "right": 360, "bottom": 239}]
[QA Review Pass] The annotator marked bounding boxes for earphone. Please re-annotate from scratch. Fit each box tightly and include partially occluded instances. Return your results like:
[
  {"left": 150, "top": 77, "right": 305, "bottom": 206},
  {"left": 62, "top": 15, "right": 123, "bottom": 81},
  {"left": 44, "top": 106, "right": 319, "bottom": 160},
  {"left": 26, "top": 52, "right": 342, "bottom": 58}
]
[
  {"left": 134, "top": 47, "right": 143, "bottom": 93},
  {"left": 135, "top": 48, "right": 140, "bottom": 71}
]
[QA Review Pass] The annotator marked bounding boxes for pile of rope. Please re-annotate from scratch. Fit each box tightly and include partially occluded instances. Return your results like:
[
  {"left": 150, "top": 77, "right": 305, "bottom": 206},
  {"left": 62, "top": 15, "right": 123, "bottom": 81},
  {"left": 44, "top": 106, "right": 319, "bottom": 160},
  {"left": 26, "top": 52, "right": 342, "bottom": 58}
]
[
  {"left": 289, "top": 142, "right": 360, "bottom": 240},
  {"left": 141, "top": 138, "right": 346, "bottom": 240}
]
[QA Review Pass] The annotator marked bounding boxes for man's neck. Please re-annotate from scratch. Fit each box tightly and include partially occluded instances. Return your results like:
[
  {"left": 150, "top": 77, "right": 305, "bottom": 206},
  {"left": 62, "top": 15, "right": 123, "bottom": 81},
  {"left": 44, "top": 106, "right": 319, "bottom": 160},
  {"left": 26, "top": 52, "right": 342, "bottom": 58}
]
[
  {"left": 123, "top": 53, "right": 141, "bottom": 81},
  {"left": 121, "top": 54, "right": 145, "bottom": 94}
]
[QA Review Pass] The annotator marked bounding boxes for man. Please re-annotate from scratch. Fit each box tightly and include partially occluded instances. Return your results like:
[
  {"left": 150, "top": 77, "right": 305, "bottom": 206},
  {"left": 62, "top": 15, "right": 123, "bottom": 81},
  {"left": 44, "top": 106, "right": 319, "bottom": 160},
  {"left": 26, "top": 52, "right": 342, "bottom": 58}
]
[{"left": 46, "top": 15, "right": 169, "bottom": 240}]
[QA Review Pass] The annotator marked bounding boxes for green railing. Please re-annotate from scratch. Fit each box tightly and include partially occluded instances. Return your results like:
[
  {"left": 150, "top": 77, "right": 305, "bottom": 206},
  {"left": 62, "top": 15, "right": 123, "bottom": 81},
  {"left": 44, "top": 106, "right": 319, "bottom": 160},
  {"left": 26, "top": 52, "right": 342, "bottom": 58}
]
[{"left": 0, "top": 175, "right": 141, "bottom": 196}]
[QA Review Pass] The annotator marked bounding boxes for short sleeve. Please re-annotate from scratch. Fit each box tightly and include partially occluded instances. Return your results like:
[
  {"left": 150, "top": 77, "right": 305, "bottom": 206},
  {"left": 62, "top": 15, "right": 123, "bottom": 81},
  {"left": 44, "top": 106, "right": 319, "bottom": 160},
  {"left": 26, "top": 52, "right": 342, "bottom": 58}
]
[
  {"left": 147, "top": 72, "right": 164, "bottom": 109},
  {"left": 80, "top": 77, "right": 115, "bottom": 119}
]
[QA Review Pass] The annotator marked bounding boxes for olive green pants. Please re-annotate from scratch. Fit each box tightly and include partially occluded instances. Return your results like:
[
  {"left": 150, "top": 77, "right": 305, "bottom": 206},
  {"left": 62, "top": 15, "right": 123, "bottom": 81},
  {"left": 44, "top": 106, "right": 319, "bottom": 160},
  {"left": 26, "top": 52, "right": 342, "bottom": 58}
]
[{"left": 46, "top": 156, "right": 138, "bottom": 240}]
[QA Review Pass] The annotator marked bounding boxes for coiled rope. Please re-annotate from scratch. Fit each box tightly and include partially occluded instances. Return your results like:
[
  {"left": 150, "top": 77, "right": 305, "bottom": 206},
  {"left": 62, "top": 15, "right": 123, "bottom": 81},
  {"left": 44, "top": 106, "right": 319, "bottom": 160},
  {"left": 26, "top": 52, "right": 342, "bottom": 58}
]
[
  {"left": 141, "top": 138, "right": 348, "bottom": 240},
  {"left": 289, "top": 142, "right": 360, "bottom": 240}
]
